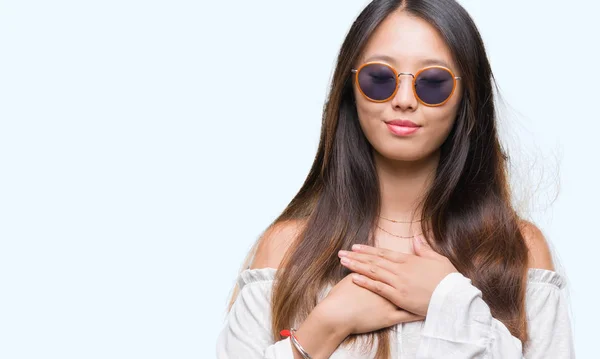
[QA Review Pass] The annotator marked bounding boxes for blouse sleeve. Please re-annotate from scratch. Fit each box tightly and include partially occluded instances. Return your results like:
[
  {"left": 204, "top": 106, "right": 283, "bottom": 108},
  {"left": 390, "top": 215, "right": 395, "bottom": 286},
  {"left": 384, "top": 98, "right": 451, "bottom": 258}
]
[
  {"left": 415, "top": 269, "right": 575, "bottom": 358},
  {"left": 215, "top": 268, "right": 299, "bottom": 358}
]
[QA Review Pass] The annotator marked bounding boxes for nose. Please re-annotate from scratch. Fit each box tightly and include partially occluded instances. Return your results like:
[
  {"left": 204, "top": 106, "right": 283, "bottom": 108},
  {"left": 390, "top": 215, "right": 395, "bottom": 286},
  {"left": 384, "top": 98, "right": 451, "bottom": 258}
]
[{"left": 391, "top": 73, "right": 418, "bottom": 111}]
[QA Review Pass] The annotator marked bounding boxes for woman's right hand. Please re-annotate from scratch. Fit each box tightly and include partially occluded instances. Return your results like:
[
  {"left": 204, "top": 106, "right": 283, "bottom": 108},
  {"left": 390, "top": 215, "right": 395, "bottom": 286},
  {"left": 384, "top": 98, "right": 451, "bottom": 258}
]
[{"left": 317, "top": 273, "right": 424, "bottom": 335}]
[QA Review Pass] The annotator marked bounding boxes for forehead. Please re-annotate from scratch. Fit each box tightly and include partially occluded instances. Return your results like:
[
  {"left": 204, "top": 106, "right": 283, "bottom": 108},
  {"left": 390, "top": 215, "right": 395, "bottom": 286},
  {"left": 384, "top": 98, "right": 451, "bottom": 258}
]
[{"left": 359, "top": 11, "right": 456, "bottom": 70}]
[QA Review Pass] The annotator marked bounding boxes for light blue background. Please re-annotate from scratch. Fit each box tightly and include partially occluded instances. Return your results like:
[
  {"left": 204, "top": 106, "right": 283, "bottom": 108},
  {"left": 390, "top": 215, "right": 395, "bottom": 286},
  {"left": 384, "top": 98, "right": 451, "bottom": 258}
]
[{"left": 0, "top": 1, "right": 596, "bottom": 358}]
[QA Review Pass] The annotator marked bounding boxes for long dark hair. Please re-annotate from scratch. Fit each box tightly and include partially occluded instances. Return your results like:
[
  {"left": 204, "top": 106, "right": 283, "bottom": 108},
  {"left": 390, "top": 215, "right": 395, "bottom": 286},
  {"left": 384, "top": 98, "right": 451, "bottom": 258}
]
[{"left": 228, "top": 0, "right": 530, "bottom": 357}]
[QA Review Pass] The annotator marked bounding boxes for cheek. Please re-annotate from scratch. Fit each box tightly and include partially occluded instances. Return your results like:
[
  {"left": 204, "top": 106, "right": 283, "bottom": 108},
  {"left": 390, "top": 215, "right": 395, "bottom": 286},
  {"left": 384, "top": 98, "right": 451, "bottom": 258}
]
[
  {"left": 353, "top": 82, "right": 385, "bottom": 115},
  {"left": 356, "top": 105, "right": 388, "bottom": 149},
  {"left": 420, "top": 107, "right": 459, "bottom": 147}
]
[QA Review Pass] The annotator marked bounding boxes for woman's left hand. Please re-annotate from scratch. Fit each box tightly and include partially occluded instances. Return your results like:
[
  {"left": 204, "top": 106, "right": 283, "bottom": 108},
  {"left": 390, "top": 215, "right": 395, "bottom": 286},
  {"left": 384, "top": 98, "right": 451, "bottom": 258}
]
[{"left": 338, "top": 235, "right": 458, "bottom": 317}]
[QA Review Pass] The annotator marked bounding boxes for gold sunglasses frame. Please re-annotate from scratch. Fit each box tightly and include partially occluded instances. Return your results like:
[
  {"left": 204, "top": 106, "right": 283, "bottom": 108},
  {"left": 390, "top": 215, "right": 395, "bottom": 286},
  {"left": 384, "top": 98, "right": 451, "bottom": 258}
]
[{"left": 350, "top": 61, "right": 462, "bottom": 107}]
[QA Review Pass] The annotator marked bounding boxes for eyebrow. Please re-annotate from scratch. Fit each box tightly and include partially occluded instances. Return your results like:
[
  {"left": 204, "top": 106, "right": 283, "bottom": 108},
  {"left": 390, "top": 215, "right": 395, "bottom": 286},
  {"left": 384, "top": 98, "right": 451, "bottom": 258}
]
[{"left": 363, "top": 54, "right": 451, "bottom": 68}]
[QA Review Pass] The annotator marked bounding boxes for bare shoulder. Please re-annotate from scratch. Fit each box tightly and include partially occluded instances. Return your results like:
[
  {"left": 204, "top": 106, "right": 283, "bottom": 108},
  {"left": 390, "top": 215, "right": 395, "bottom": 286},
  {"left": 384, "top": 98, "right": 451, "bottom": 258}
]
[
  {"left": 249, "top": 219, "right": 307, "bottom": 270},
  {"left": 519, "top": 220, "right": 555, "bottom": 271}
]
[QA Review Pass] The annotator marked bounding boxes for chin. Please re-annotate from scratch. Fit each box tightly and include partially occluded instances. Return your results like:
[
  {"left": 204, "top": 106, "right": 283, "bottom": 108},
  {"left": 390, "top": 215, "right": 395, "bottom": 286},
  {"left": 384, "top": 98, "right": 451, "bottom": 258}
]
[
  {"left": 378, "top": 149, "right": 426, "bottom": 162},
  {"left": 374, "top": 141, "right": 439, "bottom": 163}
]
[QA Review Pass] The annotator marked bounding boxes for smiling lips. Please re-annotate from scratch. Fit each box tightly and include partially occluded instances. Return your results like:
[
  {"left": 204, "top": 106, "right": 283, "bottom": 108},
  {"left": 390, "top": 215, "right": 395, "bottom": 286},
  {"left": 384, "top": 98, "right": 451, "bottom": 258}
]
[{"left": 385, "top": 119, "right": 421, "bottom": 136}]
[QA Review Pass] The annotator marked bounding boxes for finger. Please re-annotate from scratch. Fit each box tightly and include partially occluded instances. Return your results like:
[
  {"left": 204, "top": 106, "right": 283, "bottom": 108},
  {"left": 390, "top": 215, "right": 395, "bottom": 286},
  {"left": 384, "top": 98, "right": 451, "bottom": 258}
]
[
  {"left": 341, "top": 256, "right": 397, "bottom": 287},
  {"left": 338, "top": 251, "right": 399, "bottom": 273},
  {"left": 351, "top": 273, "right": 403, "bottom": 305},
  {"left": 351, "top": 244, "right": 412, "bottom": 264},
  {"left": 412, "top": 235, "right": 438, "bottom": 259},
  {"left": 391, "top": 309, "right": 425, "bottom": 324}
]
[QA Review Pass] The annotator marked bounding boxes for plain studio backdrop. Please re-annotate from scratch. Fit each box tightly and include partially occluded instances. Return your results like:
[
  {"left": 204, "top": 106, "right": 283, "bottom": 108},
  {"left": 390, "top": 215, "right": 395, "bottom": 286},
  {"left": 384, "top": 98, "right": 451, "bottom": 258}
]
[{"left": 0, "top": 0, "right": 597, "bottom": 358}]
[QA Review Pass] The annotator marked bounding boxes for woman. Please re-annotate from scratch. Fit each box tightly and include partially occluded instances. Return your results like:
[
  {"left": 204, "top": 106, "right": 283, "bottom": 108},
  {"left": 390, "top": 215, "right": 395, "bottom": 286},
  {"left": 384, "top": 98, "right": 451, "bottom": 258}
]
[{"left": 216, "top": 0, "right": 574, "bottom": 358}]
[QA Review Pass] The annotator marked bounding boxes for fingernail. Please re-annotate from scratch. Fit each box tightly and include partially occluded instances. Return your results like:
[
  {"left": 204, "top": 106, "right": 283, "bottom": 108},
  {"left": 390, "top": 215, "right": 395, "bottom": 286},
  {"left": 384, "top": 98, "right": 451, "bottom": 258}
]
[
  {"left": 352, "top": 274, "right": 363, "bottom": 283},
  {"left": 352, "top": 244, "right": 361, "bottom": 251},
  {"left": 338, "top": 250, "right": 348, "bottom": 257}
]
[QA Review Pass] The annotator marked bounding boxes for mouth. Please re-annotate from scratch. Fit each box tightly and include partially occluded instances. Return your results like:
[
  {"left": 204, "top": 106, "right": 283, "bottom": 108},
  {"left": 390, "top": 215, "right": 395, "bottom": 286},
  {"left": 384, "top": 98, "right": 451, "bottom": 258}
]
[
  {"left": 384, "top": 119, "right": 420, "bottom": 127},
  {"left": 384, "top": 120, "right": 421, "bottom": 136}
]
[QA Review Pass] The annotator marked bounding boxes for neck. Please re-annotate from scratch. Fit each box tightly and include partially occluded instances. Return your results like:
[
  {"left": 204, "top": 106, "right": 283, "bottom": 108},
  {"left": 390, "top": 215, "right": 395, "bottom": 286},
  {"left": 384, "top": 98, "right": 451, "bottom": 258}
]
[{"left": 373, "top": 149, "right": 440, "bottom": 222}]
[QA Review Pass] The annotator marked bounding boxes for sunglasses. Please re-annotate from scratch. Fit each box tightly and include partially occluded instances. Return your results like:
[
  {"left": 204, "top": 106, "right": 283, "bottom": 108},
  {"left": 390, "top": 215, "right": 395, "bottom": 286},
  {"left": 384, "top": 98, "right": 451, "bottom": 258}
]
[{"left": 351, "top": 62, "right": 462, "bottom": 106}]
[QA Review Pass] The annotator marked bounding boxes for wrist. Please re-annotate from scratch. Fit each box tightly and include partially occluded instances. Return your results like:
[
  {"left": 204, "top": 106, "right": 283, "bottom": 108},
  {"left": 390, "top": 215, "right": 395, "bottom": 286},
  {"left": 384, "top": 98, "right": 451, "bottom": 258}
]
[
  {"left": 313, "top": 302, "right": 352, "bottom": 338},
  {"left": 292, "top": 307, "right": 349, "bottom": 359}
]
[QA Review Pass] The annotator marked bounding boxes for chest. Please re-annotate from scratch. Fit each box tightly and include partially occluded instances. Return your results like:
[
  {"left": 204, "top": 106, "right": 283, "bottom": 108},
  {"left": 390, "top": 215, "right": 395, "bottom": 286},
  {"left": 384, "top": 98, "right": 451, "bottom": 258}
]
[{"left": 374, "top": 234, "right": 415, "bottom": 255}]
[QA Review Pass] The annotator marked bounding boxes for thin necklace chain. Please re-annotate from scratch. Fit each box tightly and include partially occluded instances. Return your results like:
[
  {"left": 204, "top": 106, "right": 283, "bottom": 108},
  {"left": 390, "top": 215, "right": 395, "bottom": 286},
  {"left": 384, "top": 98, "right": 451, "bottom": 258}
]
[
  {"left": 376, "top": 214, "right": 431, "bottom": 238},
  {"left": 378, "top": 214, "right": 430, "bottom": 223},
  {"left": 376, "top": 223, "right": 422, "bottom": 239}
]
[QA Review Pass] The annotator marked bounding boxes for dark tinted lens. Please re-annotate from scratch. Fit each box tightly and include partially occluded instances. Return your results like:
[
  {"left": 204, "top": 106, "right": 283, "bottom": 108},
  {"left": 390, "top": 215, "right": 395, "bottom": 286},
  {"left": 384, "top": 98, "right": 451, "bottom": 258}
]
[
  {"left": 415, "top": 68, "right": 454, "bottom": 105},
  {"left": 357, "top": 64, "right": 397, "bottom": 101}
]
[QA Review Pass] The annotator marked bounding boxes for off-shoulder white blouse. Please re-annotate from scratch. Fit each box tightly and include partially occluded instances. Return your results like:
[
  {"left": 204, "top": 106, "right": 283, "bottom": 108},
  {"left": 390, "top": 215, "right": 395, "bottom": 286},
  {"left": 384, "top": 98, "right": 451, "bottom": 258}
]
[{"left": 216, "top": 267, "right": 574, "bottom": 358}]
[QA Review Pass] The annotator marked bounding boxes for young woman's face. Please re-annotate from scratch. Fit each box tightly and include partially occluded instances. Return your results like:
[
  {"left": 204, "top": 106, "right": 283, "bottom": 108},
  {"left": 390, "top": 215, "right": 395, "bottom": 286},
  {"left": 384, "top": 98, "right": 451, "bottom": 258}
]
[{"left": 353, "top": 11, "right": 463, "bottom": 162}]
